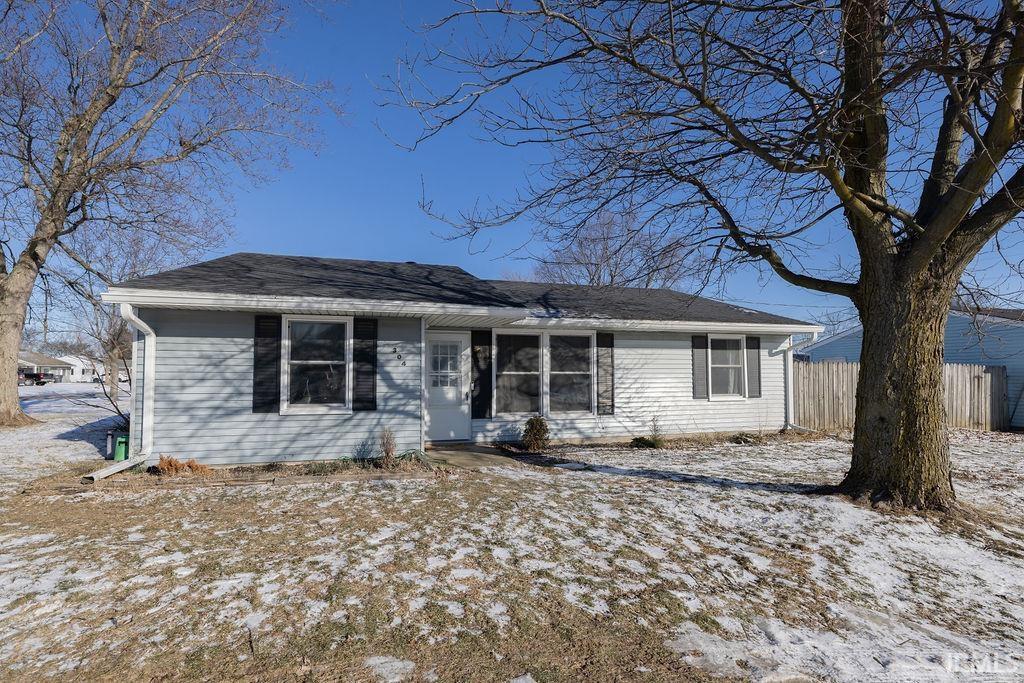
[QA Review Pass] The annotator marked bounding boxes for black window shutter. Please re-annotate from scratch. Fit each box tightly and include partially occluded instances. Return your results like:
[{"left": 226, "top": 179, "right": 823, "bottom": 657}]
[
  {"left": 596, "top": 332, "right": 614, "bottom": 415},
  {"left": 692, "top": 334, "right": 709, "bottom": 399},
  {"left": 253, "top": 315, "right": 282, "bottom": 413},
  {"left": 745, "top": 336, "right": 761, "bottom": 398},
  {"left": 353, "top": 318, "right": 378, "bottom": 411},
  {"left": 471, "top": 330, "right": 493, "bottom": 419}
]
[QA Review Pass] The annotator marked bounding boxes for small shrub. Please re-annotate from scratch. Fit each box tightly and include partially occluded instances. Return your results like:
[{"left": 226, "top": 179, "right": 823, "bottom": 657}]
[
  {"left": 631, "top": 417, "right": 667, "bottom": 449},
  {"left": 153, "top": 456, "right": 212, "bottom": 476},
  {"left": 154, "top": 455, "right": 185, "bottom": 475},
  {"left": 184, "top": 458, "right": 213, "bottom": 476},
  {"left": 630, "top": 436, "right": 657, "bottom": 449},
  {"left": 521, "top": 416, "right": 550, "bottom": 452},
  {"left": 378, "top": 427, "right": 398, "bottom": 469}
]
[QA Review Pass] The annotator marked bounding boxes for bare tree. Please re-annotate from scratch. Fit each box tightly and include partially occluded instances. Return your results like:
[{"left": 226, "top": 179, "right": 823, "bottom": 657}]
[
  {"left": 531, "top": 213, "right": 699, "bottom": 288},
  {"left": 0, "top": 0, "right": 332, "bottom": 426},
  {"left": 396, "top": 0, "right": 1024, "bottom": 510}
]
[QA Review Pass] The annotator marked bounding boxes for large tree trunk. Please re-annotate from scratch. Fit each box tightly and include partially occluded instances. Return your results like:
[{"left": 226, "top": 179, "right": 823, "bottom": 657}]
[
  {"left": 0, "top": 262, "right": 44, "bottom": 426},
  {"left": 842, "top": 279, "right": 956, "bottom": 510}
]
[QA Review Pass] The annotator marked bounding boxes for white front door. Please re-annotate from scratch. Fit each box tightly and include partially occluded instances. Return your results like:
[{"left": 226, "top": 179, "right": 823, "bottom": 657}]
[{"left": 425, "top": 332, "right": 471, "bottom": 442}]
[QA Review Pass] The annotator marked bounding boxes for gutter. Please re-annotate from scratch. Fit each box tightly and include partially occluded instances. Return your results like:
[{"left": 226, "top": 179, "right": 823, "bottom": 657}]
[
  {"left": 513, "top": 317, "right": 823, "bottom": 335},
  {"left": 119, "top": 303, "right": 156, "bottom": 458},
  {"left": 102, "top": 287, "right": 528, "bottom": 319},
  {"left": 791, "top": 331, "right": 820, "bottom": 352}
]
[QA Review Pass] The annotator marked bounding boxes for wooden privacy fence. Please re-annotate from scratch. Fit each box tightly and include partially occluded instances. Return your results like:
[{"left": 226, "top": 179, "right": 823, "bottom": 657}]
[{"left": 794, "top": 361, "right": 1009, "bottom": 432}]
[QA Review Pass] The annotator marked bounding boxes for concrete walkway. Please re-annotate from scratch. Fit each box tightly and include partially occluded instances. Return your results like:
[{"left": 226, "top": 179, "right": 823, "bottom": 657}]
[{"left": 424, "top": 445, "right": 524, "bottom": 470}]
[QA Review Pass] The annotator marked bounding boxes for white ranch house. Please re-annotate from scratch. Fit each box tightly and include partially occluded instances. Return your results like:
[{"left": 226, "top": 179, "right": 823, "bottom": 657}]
[{"left": 102, "top": 253, "right": 822, "bottom": 464}]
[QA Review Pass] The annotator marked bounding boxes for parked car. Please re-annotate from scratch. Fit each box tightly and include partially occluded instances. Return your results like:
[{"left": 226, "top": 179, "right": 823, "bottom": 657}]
[
  {"left": 94, "top": 372, "right": 129, "bottom": 383},
  {"left": 22, "top": 372, "right": 56, "bottom": 386}
]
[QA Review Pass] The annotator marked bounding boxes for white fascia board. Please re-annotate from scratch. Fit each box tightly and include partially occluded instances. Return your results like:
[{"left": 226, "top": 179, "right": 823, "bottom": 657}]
[
  {"left": 511, "top": 316, "right": 824, "bottom": 335},
  {"left": 101, "top": 287, "right": 530, "bottom": 319}
]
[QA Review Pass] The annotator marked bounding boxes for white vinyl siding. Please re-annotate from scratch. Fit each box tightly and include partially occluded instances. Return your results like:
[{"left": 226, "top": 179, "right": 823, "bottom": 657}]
[
  {"left": 473, "top": 332, "right": 788, "bottom": 441},
  {"left": 138, "top": 309, "right": 422, "bottom": 464}
]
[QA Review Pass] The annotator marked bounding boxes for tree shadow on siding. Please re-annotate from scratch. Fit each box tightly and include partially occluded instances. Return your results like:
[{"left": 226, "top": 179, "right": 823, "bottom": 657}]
[{"left": 503, "top": 452, "right": 831, "bottom": 495}]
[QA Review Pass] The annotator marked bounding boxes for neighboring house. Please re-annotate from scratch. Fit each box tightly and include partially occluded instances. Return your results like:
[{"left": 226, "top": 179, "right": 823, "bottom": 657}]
[
  {"left": 18, "top": 351, "right": 72, "bottom": 382},
  {"left": 101, "top": 253, "right": 821, "bottom": 464},
  {"left": 59, "top": 355, "right": 102, "bottom": 383},
  {"left": 803, "top": 308, "right": 1024, "bottom": 429},
  {"left": 59, "top": 354, "right": 132, "bottom": 383}
]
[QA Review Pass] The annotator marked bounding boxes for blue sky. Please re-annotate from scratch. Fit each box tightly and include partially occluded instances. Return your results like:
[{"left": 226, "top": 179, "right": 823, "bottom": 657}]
[{"left": 222, "top": 1, "right": 1019, "bottom": 326}]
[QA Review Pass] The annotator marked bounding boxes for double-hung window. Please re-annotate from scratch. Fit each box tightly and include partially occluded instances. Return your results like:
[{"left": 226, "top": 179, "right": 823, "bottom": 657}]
[
  {"left": 495, "top": 334, "right": 541, "bottom": 413},
  {"left": 281, "top": 315, "right": 353, "bottom": 412},
  {"left": 548, "top": 335, "right": 592, "bottom": 412},
  {"left": 709, "top": 336, "right": 745, "bottom": 398}
]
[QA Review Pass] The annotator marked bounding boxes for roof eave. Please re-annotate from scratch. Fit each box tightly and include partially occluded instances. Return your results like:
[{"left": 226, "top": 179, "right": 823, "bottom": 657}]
[
  {"left": 102, "top": 287, "right": 823, "bottom": 333},
  {"left": 512, "top": 315, "right": 823, "bottom": 335},
  {"left": 102, "top": 287, "right": 528, "bottom": 319}
]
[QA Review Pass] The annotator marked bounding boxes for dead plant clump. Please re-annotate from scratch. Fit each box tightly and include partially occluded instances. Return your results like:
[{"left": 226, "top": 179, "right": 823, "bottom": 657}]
[
  {"left": 153, "top": 456, "right": 213, "bottom": 477},
  {"left": 379, "top": 427, "right": 398, "bottom": 469}
]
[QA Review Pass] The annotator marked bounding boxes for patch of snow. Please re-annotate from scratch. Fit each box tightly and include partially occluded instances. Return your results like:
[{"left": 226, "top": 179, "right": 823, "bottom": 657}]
[{"left": 363, "top": 655, "right": 415, "bottom": 682}]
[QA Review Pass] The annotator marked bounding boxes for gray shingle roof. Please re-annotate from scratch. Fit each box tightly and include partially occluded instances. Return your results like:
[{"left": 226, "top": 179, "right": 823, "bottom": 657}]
[
  {"left": 114, "top": 252, "right": 813, "bottom": 326},
  {"left": 117, "top": 253, "right": 524, "bottom": 309},
  {"left": 488, "top": 280, "right": 811, "bottom": 326}
]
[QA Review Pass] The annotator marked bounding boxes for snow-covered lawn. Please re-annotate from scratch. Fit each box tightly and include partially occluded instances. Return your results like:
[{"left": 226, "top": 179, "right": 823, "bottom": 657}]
[
  {"left": 1, "top": 391, "right": 1022, "bottom": 681},
  {"left": 0, "top": 383, "right": 127, "bottom": 494}
]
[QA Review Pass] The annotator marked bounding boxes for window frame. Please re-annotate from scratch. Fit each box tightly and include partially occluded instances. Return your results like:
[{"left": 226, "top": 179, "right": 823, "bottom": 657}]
[
  {"left": 491, "top": 329, "right": 598, "bottom": 418},
  {"left": 707, "top": 333, "right": 748, "bottom": 401},
  {"left": 492, "top": 330, "right": 544, "bottom": 417},
  {"left": 279, "top": 314, "right": 354, "bottom": 415},
  {"left": 545, "top": 332, "right": 597, "bottom": 415},
  {"left": 429, "top": 340, "right": 463, "bottom": 390}
]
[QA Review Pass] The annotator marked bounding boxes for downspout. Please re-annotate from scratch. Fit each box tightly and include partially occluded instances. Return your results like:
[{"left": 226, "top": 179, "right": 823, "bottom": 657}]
[
  {"left": 119, "top": 303, "right": 156, "bottom": 458},
  {"left": 420, "top": 317, "right": 427, "bottom": 452}
]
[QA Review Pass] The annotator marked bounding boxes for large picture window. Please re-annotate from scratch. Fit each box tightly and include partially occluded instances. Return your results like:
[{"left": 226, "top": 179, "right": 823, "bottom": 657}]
[
  {"left": 282, "top": 316, "right": 352, "bottom": 411},
  {"left": 709, "top": 336, "right": 745, "bottom": 397},
  {"left": 494, "top": 332, "right": 596, "bottom": 415},
  {"left": 549, "top": 335, "right": 592, "bottom": 412},
  {"left": 495, "top": 334, "right": 541, "bottom": 413}
]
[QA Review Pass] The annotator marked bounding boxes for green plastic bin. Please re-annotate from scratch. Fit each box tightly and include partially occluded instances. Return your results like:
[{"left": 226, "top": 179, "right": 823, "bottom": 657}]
[{"left": 113, "top": 435, "right": 130, "bottom": 462}]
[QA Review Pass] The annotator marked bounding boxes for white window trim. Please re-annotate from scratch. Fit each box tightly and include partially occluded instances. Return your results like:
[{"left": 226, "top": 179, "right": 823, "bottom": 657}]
[
  {"left": 280, "top": 314, "right": 354, "bottom": 415},
  {"left": 491, "top": 329, "right": 598, "bottom": 418},
  {"left": 707, "top": 333, "right": 747, "bottom": 402}
]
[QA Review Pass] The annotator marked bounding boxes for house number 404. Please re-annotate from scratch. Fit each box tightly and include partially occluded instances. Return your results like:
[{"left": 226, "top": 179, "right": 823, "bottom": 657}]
[{"left": 392, "top": 347, "right": 406, "bottom": 366}]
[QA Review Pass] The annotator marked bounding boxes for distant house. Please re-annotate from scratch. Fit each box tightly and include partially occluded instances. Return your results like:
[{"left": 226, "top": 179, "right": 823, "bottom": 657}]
[
  {"left": 18, "top": 351, "right": 72, "bottom": 382},
  {"left": 803, "top": 308, "right": 1024, "bottom": 429},
  {"left": 101, "top": 252, "right": 822, "bottom": 464},
  {"left": 58, "top": 355, "right": 102, "bottom": 383}
]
